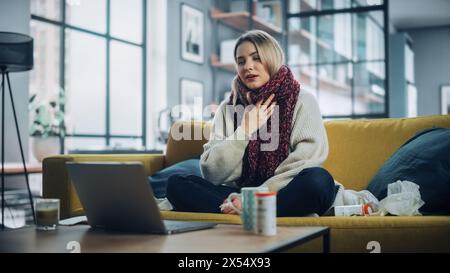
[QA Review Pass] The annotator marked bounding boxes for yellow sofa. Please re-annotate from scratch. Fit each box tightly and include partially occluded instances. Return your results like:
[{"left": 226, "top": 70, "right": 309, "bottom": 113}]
[{"left": 43, "top": 115, "right": 450, "bottom": 253}]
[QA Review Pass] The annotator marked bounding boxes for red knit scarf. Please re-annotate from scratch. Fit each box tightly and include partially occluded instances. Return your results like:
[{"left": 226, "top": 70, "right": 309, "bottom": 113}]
[{"left": 229, "top": 65, "right": 300, "bottom": 187}]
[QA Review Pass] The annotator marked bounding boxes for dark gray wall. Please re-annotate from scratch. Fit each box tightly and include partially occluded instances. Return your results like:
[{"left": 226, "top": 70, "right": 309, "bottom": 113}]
[
  {"left": 167, "top": 0, "right": 213, "bottom": 108},
  {"left": 0, "top": 0, "right": 31, "bottom": 162},
  {"left": 213, "top": 22, "right": 239, "bottom": 103},
  {"left": 389, "top": 33, "right": 408, "bottom": 118},
  {"left": 406, "top": 27, "right": 450, "bottom": 116}
]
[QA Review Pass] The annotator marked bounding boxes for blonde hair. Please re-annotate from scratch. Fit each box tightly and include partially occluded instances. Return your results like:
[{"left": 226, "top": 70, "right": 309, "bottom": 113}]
[
  {"left": 231, "top": 30, "right": 285, "bottom": 104},
  {"left": 234, "top": 30, "right": 284, "bottom": 77}
]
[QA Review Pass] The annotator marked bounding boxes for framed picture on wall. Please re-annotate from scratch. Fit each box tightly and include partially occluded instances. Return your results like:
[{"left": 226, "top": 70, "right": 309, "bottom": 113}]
[
  {"left": 441, "top": 85, "right": 450, "bottom": 115},
  {"left": 181, "top": 4, "right": 204, "bottom": 64},
  {"left": 180, "top": 78, "right": 203, "bottom": 121}
]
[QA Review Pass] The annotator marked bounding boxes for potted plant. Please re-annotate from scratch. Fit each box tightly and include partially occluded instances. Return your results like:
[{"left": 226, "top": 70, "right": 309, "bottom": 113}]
[{"left": 29, "top": 88, "right": 66, "bottom": 162}]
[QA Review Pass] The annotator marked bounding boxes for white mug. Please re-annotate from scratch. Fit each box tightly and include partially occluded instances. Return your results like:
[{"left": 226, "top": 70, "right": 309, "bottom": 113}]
[{"left": 240, "top": 186, "right": 269, "bottom": 231}]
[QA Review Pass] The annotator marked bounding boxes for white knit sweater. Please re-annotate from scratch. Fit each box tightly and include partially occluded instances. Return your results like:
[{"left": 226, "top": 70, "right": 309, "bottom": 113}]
[{"left": 200, "top": 90, "right": 329, "bottom": 192}]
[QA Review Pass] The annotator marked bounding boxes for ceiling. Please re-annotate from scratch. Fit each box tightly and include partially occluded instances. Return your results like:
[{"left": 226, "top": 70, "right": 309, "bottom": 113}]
[{"left": 389, "top": 0, "right": 450, "bottom": 30}]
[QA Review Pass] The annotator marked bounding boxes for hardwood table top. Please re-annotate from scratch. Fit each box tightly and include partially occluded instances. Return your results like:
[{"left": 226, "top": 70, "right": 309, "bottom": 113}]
[{"left": 0, "top": 224, "right": 329, "bottom": 253}]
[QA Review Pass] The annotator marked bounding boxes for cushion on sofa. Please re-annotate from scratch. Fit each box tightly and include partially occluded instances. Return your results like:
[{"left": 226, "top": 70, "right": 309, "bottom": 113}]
[
  {"left": 367, "top": 127, "right": 450, "bottom": 215},
  {"left": 165, "top": 121, "right": 210, "bottom": 167},
  {"left": 148, "top": 159, "right": 201, "bottom": 198}
]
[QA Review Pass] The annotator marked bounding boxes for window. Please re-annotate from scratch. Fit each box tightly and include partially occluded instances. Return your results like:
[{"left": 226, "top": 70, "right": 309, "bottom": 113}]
[
  {"left": 405, "top": 41, "right": 416, "bottom": 117},
  {"left": 30, "top": 0, "right": 147, "bottom": 151},
  {"left": 287, "top": 0, "right": 387, "bottom": 119},
  {"left": 65, "top": 29, "right": 107, "bottom": 135}
]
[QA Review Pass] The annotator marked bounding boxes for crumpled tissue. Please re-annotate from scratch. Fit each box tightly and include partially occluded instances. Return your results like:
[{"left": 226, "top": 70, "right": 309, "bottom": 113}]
[{"left": 378, "top": 180, "right": 425, "bottom": 216}]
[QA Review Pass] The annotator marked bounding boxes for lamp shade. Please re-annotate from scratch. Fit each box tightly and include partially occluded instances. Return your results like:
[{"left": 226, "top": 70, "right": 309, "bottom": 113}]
[{"left": 0, "top": 32, "right": 33, "bottom": 73}]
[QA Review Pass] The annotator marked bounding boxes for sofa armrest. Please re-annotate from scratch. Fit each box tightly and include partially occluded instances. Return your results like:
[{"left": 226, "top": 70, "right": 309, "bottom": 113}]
[{"left": 43, "top": 154, "right": 165, "bottom": 219}]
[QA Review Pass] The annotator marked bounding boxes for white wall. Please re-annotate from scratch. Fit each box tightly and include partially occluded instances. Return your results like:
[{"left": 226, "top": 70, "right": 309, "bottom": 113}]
[
  {"left": 146, "top": 0, "right": 167, "bottom": 150},
  {"left": 0, "top": 0, "right": 31, "bottom": 163}
]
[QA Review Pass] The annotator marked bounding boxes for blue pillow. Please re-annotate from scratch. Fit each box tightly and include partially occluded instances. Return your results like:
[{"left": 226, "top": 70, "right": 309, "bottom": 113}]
[
  {"left": 367, "top": 127, "right": 450, "bottom": 215},
  {"left": 148, "top": 159, "right": 201, "bottom": 198}
]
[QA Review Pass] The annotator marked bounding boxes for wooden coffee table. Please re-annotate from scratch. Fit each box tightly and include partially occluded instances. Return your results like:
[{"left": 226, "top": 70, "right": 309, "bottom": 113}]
[{"left": 0, "top": 224, "right": 329, "bottom": 253}]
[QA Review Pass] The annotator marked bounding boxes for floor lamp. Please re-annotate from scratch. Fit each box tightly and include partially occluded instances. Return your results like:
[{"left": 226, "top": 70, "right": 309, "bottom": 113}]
[{"left": 0, "top": 32, "right": 35, "bottom": 229}]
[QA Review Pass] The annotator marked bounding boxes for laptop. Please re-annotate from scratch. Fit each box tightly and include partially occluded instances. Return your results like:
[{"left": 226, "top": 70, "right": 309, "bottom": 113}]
[{"left": 66, "top": 162, "right": 217, "bottom": 234}]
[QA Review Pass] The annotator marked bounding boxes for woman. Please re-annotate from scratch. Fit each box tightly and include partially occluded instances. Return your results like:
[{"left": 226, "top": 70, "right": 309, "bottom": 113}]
[{"left": 166, "top": 30, "right": 336, "bottom": 217}]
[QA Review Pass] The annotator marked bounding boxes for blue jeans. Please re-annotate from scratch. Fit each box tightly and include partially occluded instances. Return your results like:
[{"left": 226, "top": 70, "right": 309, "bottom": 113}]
[{"left": 166, "top": 167, "right": 336, "bottom": 217}]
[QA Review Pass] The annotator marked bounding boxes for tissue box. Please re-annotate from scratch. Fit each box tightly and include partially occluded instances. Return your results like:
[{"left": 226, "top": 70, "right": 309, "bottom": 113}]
[{"left": 220, "top": 39, "right": 237, "bottom": 64}]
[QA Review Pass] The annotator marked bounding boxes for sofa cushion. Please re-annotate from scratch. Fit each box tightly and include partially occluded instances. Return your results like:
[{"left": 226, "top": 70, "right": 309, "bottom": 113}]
[
  {"left": 165, "top": 121, "right": 210, "bottom": 167},
  {"left": 148, "top": 159, "right": 201, "bottom": 198},
  {"left": 367, "top": 127, "right": 450, "bottom": 215}
]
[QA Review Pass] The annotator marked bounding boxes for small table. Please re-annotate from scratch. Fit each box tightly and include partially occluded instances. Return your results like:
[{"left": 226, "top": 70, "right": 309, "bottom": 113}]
[{"left": 0, "top": 224, "right": 329, "bottom": 253}]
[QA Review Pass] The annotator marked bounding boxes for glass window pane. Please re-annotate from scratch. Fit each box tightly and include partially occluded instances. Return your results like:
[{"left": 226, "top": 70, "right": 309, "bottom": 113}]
[
  {"left": 111, "top": 0, "right": 142, "bottom": 44},
  {"left": 288, "top": 0, "right": 383, "bottom": 13},
  {"left": 354, "top": 62, "right": 385, "bottom": 115},
  {"left": 291, "top": 65, "right": 318, "bottom": 97},
  {"left": 288, "top": 0, "right": 303, "bottom": 13},
  {"left": 30, "top": 21, "right": 60, "bottom": 98},
  {"left": 110, "top": 41, "right": 142, "bottom": 135},
  {"left": 318, "top": 13, "right": 352, "bottom": 63},
  {"left": 65, "top": 0, "right": 106, "bottom": 33},
  {"left": 110, "top": 138, "right": 143, "bottom": 150},
  {"left": 31, "top": 0, "right": 61, "bottom": 20},
  {"left": 255, "top": 0, "right": 283, "bottom": 29},
  {"left": 65, "top": 137, "right": 106, "bottom": 152},
  {"left": 288, "top": 17, "right": 317, "bottom": 65},
  {"left": 317, "top": 64, "right": 352, "bottom": 116},
  {"left": 353, "top": 0, "right": 384, "bottom": 8},
  {"left": 407, "top": 84, "right": 417, "bottom": 118},
  {"left": 320, "top": 0, "right": 351, "bottom": 10},
  {"left": 405, "top": 44, "right": 414, "bottom": 83},
  {"left": 354, "top": 11, "right": 384, "bottom": 62},
  {"left": 65, "top": 29, "right": 106, "bottom": 135},
  {"left": 288, "top": 0, "right": 352, "bottom": 13}
]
